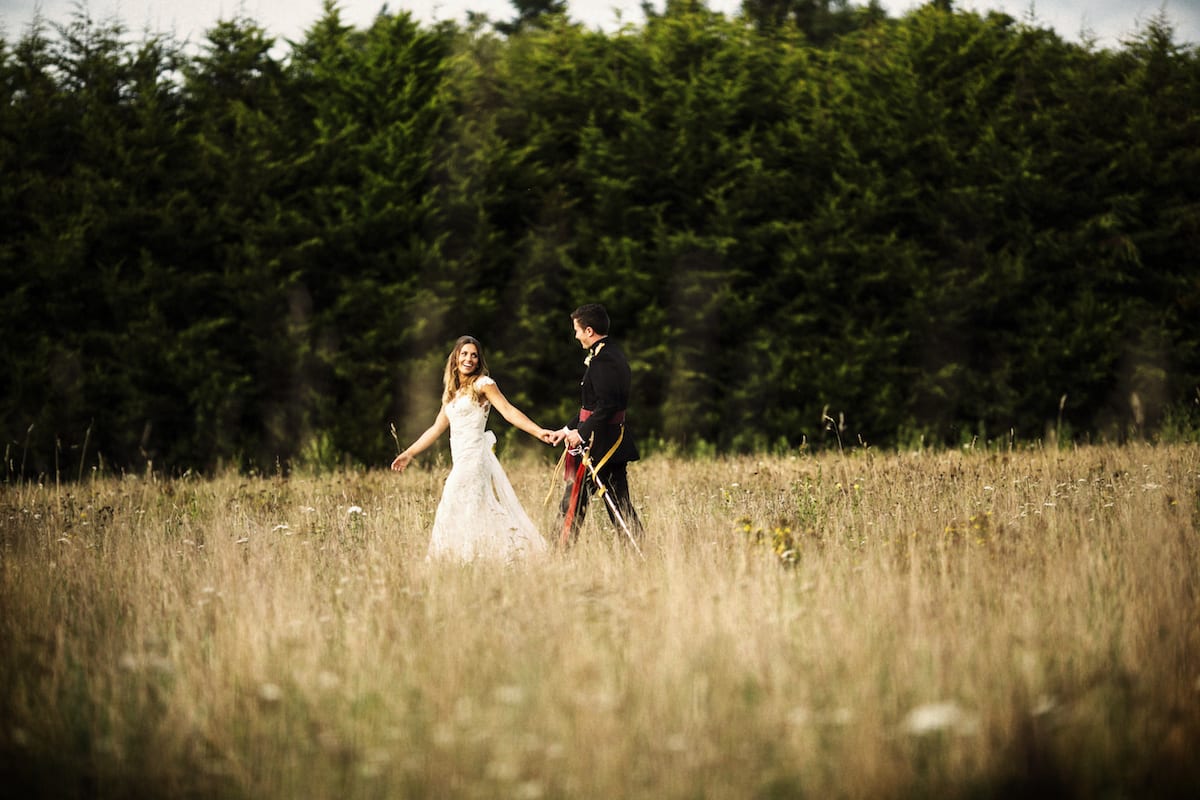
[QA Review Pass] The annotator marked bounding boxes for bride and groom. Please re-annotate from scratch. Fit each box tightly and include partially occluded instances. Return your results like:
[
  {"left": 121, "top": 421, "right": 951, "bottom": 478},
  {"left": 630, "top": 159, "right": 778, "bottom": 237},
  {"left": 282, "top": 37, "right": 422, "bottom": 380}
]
[{"left": 390, "top": 304, "right": 643, "bottom": 562}]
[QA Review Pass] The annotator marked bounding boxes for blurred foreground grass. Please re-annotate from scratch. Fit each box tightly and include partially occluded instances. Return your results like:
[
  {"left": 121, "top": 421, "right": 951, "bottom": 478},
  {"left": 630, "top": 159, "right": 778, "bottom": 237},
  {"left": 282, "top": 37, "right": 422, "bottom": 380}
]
[{"left": 1, "top": 443, "right": 1198, "bottom": 798}]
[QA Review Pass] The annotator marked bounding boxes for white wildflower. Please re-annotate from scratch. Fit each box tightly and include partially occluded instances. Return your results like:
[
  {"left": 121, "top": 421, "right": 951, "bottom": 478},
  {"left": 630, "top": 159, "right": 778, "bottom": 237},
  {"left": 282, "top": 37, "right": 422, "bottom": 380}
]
[
  {"left": 1033, "top": 695, "right": 1058, "bottom": 716},
  {"left": 258, "top": 683, "right": 283, "bottom": 704},
  {"left": 902, "top": 701, "right": 979, "bottom": 735}
]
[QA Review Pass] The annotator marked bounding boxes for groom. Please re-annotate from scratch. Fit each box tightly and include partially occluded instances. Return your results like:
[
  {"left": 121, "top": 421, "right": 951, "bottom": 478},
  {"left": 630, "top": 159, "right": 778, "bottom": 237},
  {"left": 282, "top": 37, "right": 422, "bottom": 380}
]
[{"left": 553, "top": 303, "right": 643, "bottom": 543}]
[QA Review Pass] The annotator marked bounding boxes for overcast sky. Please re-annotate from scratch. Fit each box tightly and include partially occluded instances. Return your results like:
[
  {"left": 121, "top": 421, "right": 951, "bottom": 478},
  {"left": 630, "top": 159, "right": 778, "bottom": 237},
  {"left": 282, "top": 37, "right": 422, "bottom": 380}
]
[{"left": 2, "top": 0, "right": 1197, "bottom": 49}]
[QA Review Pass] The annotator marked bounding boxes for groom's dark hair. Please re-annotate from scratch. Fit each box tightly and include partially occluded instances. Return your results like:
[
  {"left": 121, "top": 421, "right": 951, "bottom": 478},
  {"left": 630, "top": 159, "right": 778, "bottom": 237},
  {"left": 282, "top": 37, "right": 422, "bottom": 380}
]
[{"left": 571, "top": 304, "right": 610, "bottom": 335}]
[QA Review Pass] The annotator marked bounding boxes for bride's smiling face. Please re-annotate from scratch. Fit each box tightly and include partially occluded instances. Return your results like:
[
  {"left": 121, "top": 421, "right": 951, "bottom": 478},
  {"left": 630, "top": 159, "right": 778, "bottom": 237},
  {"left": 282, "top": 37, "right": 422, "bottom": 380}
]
[{"left": 457, "top": 343, "right": 480, "bottom": 376}]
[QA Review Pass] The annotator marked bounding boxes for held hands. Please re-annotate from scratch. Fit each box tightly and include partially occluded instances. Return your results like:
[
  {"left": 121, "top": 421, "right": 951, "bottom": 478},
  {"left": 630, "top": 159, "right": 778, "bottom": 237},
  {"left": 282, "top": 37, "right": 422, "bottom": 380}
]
[{"left": 545, "top": 427, "right": 582, "bottom": 448}]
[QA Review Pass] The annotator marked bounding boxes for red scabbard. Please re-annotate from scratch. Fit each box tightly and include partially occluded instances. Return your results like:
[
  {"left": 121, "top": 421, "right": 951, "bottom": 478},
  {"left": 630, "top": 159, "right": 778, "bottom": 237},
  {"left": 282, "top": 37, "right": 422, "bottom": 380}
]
[{"left": 560, "top": 458, "right": 588, "bottom": 546}]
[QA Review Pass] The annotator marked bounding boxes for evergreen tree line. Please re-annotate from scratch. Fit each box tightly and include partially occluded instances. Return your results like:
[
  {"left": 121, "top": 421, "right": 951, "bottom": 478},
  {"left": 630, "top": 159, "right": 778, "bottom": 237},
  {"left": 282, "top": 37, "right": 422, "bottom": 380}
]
[{"left": 2, "top": 0, "right": 1198, "bottom": 475}]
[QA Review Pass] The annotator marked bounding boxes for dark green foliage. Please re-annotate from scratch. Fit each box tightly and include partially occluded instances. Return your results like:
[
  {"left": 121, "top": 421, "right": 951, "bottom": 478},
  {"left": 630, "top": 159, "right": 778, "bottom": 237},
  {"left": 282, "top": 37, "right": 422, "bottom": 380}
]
[
  {"left": 494, "top": 0, "right": 570, "bottom": 36},
  {"left": 1, "top": 2, "right": 1197, "bottom": 474},
  {"left": 742, "top": 0, "right": 883, "bottom": 45}
]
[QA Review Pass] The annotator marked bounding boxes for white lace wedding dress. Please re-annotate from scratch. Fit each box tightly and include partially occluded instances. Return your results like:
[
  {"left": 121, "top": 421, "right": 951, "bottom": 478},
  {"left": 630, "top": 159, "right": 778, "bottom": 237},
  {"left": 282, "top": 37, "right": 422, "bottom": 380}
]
[{"left": 426, "top": 377, "right": 548, "bottom": 562}]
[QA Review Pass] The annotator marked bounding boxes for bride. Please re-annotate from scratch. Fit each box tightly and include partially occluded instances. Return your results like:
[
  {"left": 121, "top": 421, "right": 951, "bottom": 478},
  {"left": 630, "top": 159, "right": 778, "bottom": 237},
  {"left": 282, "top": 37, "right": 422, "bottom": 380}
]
[{"left": 391, "top": 336, "right": 552, "bottom": 562}]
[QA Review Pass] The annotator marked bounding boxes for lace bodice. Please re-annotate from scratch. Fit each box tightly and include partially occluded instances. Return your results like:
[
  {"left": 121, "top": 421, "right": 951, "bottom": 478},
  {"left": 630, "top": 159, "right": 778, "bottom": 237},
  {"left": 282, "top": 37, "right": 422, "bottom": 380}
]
[{"left": 445, "top": 378, "right": 494, "bottom": 465}]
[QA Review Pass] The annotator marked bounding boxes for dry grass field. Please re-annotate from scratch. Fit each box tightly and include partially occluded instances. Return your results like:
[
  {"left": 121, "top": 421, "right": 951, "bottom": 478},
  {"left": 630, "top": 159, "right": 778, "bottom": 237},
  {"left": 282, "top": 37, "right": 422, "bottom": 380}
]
[{"left": 1, "top": 443, "right": 1198, "bottom": 799}]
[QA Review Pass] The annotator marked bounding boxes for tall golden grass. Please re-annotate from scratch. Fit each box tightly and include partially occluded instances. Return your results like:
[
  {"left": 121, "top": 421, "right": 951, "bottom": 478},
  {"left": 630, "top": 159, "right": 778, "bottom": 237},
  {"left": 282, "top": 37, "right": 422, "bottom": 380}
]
[{"left": 1, "top": 443, "right": 1198, "bottom": 799}]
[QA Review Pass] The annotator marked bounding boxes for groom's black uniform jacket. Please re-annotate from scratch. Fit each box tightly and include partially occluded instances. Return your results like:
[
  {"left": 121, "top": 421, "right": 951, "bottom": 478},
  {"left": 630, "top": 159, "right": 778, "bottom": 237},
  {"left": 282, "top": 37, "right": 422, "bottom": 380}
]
[{"left": 572, "top": 337, "right": 639, "bottom": 465}]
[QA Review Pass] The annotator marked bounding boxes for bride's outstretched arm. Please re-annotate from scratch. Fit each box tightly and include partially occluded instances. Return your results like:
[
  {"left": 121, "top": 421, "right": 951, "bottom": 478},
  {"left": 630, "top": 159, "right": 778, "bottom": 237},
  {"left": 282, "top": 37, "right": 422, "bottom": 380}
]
[
  {"left": 479, "top": 381, "right": 554, "bottom": 443},
  {"left": 391, "top": 408, "right": 450, "bottom": 471}
]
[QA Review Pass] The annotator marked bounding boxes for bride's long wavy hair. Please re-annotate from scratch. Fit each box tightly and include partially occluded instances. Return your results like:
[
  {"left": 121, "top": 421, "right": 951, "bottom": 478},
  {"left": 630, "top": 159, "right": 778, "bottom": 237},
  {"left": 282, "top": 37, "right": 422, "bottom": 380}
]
[{"left": 442, "top": 335, "right": 490, "bottom": 405}]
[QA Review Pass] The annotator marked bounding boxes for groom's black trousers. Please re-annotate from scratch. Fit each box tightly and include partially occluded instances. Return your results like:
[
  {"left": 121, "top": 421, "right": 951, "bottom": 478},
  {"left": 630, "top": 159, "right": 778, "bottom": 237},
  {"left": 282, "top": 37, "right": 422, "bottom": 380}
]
[{"left": 560, "top": 460, "right": 643, "bottom": 542}]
